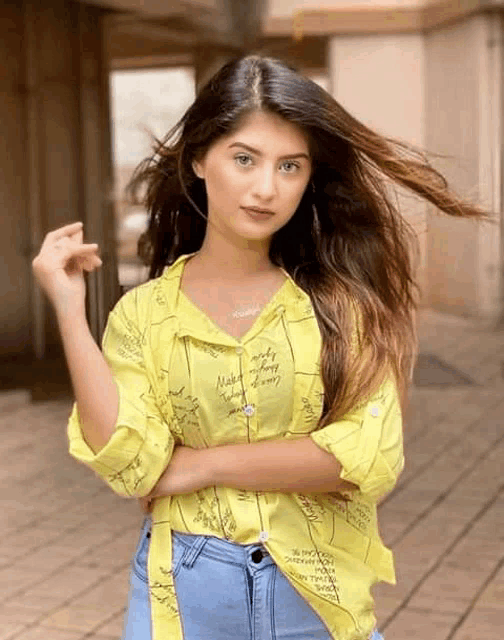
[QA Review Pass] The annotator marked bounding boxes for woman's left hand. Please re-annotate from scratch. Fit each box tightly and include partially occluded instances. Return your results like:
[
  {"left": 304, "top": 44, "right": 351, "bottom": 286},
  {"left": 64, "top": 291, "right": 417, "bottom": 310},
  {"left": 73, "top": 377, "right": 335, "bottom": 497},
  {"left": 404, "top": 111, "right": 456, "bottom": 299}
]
[{"left": 139, "top": 445, "right": 214, "bottom": 512}]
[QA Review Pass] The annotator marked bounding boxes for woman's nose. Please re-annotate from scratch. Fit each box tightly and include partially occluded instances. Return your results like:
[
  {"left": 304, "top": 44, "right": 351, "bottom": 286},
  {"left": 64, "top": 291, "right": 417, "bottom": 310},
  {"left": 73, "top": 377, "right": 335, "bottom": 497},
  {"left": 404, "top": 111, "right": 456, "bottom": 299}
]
[{"left": 253, "top": 169, "right": 277, "bottom": 200}]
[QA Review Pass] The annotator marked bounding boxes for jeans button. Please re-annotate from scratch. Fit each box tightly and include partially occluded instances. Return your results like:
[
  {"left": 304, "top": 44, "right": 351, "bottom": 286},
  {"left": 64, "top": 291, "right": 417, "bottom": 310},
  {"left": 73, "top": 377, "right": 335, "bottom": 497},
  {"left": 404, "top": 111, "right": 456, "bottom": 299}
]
[{"left": 251, "top": 549, "right": 263, "bottom": 563}]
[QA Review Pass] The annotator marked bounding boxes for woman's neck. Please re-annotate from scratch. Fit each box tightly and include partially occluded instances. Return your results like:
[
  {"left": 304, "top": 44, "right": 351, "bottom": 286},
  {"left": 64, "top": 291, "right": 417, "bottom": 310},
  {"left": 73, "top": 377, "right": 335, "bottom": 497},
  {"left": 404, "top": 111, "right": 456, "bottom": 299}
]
[{"left": 191, "top": 244, "right": 276, "bottom": 282}]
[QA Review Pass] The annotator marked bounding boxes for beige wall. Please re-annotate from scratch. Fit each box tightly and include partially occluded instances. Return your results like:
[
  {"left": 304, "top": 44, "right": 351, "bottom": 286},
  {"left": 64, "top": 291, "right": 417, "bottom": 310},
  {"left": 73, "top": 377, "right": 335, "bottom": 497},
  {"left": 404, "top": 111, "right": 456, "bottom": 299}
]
[
  {"left": 328, "top": 32, "right": 429, "bottom": 296},
  {"left": 425, "top": 12, "right": 503, "bottom": 323},
  {"left": 325, "top": 12, "right": 503, "bottom": 323}
]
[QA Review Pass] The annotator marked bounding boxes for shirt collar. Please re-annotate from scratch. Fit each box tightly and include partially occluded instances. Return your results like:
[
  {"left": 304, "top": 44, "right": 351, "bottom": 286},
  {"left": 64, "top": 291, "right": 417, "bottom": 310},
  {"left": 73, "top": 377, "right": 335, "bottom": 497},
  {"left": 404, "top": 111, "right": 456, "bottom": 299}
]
[{"left": 160, "top": 252, "right": 312, "bottom": 345}]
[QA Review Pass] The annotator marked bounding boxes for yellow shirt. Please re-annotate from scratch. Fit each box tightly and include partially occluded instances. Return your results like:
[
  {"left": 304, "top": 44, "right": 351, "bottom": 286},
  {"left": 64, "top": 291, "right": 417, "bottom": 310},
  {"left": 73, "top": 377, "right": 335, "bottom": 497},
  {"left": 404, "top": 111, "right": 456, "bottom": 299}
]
[{"left": 67, "top": 252, "right": 404, "bottom": 640}]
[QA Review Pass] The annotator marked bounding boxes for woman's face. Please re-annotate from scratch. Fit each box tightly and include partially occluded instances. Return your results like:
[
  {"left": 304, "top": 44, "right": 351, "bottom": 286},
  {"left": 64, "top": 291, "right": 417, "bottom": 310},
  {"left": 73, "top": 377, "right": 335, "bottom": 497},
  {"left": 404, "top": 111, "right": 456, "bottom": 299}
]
[{"left": 192, "top": 110, "right": 312, "bottom": 248}]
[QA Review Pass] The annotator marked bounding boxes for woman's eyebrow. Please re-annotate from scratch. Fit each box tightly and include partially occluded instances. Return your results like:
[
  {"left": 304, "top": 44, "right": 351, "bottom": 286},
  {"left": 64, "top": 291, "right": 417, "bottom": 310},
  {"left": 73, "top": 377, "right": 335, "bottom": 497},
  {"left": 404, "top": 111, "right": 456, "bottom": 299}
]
[{"left": 228, "top": 142, "right": 310, "bottom": 160}]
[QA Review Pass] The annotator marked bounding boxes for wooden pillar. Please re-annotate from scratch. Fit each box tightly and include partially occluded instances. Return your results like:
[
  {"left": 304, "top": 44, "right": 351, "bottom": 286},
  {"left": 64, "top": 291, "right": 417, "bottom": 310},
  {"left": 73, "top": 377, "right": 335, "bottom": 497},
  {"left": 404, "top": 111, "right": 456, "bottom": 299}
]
[
  {"left": 0, "top": 0, "right": 120, "bottom": 363},
  {"left": 0, "top": 1, "right": 33, "bottom": 359},
  {"left": 77, "top": 3, "right": 120, "bottom": 340}
]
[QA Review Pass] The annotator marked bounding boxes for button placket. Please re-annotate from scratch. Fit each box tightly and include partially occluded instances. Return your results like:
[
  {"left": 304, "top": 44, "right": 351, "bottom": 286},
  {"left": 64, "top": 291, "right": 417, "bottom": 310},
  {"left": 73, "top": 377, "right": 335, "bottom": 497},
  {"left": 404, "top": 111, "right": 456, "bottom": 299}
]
[
  {"left": 239, "top": 344, "right": 256, "bottom": 430},
  {"left": 239, "top": 342, "right": 271, "bottom": 540}
]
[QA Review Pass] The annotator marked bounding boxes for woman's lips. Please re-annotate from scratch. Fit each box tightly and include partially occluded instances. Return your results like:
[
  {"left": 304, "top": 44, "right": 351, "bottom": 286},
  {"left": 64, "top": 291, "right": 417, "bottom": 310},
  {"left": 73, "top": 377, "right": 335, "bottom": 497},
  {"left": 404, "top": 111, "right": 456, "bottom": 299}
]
[{"left": 242, "top": 207, "right": 275, "bottom": 220}]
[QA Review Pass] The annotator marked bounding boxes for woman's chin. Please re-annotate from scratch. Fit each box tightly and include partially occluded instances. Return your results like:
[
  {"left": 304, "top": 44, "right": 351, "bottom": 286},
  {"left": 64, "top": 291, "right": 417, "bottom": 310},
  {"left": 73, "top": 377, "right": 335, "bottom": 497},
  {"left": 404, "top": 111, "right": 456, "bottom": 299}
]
[{"left": 234, "top": 226, "right": 276, "bottom": 243}]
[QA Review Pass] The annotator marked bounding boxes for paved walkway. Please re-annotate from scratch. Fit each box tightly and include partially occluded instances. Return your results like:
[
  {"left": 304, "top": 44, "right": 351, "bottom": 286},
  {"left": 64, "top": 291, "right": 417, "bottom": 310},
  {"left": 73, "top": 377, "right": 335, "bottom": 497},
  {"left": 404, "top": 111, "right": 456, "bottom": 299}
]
[{"left": 0, "top": 308, "right": 503, "bottom": 640}]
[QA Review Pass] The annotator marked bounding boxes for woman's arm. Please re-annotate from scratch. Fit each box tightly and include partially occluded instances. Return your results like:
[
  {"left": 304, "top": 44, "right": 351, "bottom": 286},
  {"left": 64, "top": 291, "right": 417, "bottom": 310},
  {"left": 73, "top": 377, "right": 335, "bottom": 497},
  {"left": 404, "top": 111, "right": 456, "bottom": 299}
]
[
  {"left": 146, "top": 437, "right": 358, "bottom": 500},
  {"left": 32, "top": 221, "right": 118, "bottom": 454},
  {"left": 205, "top": 436, "right": 358, "bottom": 493},
  {"left": 67, "top": 293, "right": 176, "bottom": 499},
  {"left": 58, "top": 310, "right": 119, "bottom": 453},
  {"left": 147, "top": 376, "right": 403, "bottom": 502}
]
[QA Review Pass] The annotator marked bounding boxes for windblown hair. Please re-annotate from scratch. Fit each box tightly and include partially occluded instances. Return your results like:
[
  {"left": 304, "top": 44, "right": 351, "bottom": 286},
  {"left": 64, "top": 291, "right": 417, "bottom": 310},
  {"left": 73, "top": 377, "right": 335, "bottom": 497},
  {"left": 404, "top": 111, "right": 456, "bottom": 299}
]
[{"left": 127, "top": 54, "right": 489, "bottom": 425}]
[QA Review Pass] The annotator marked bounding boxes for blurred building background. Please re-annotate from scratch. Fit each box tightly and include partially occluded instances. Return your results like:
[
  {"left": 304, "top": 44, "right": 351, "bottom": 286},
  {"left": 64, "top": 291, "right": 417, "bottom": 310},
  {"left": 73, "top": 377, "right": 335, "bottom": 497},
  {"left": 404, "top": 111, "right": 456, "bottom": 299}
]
[
  {"left": 110, "top": 66, "right": 196, "bottom": 288},
  {"left": 1, "top": 7, "right": 502, "bottom": 638},
  {"left": 1, "top": 0, "right": 503, "bottom": 387}
]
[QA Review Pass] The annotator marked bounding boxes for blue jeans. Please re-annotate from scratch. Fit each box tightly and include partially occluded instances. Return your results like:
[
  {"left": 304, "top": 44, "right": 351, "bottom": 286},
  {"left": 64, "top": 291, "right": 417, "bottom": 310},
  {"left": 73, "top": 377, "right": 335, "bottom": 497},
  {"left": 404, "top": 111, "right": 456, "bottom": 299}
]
[{"left": 121, "top": 517, "right": 385, "bottom": 640}]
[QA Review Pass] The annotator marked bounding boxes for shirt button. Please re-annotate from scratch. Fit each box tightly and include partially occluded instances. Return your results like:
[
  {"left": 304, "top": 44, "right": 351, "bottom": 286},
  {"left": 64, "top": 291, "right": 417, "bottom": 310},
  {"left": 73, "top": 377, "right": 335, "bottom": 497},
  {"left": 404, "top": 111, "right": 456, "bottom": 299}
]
[
  {"left": 243, "top": 404, "right": 255, "bottom": 416},
  {"left": 370, "top": 405, "right": 380, "bottom": 418},
  {"left": 235, "top": 346, "right": 244, "bottom": 355},
  {"left": 259, "top": 530, "right": 269, "bottom": 542}
]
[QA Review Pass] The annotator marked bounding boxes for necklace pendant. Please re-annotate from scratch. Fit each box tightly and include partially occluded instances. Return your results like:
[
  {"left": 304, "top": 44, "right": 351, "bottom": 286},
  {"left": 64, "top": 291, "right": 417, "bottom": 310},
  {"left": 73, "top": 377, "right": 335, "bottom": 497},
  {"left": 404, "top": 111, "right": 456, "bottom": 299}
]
[{"left": 231, "top": 307, "right": 260, "bottom": 319}]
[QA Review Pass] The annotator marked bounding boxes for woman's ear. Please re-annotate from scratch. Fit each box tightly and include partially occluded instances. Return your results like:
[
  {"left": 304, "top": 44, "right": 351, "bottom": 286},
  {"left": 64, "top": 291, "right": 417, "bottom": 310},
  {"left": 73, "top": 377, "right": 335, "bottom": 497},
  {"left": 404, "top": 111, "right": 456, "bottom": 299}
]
[{"left": 192, "top": 159, "right": 204, "bottom": 180}]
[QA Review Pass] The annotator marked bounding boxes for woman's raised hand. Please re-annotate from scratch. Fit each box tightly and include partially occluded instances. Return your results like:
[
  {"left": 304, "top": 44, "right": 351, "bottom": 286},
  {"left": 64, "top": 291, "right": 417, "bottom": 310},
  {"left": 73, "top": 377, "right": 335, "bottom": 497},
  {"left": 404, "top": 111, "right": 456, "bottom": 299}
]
[{"left": 32, "top": 222, "right": 102, "bottom": 317}]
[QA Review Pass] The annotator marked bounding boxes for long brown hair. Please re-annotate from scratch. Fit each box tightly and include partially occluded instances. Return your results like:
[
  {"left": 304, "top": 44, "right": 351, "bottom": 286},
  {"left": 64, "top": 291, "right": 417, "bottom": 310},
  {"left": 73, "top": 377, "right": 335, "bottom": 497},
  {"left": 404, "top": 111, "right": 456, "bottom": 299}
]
[{"left": 126, "top": 54, "right": 490, "bottom": 426}]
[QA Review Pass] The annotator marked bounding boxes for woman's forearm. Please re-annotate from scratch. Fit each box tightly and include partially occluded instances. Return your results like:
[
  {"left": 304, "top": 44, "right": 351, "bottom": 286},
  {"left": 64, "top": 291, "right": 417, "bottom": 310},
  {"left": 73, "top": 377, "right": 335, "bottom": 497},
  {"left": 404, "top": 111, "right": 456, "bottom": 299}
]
[
  {"left": 205, "top": 436, "right": 359, "bottom": 494},
  {"left": 57, "top": 310, "right": 118, "bottom": 454}
]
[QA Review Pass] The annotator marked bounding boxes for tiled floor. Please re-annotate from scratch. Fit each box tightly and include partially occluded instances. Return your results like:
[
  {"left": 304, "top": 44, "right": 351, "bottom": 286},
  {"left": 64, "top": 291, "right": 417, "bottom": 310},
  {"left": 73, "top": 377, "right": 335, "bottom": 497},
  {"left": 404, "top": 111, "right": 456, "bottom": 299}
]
[{"left": 1, "top": 308, "right": 503, "bottom": 639}]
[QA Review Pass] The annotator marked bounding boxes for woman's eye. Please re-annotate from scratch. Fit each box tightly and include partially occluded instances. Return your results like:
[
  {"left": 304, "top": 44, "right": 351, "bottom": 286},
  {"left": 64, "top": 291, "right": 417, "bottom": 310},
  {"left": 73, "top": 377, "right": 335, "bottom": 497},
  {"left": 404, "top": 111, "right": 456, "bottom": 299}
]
[
  {"left": 281, "top": 161, "right": 301, "bottom": 173},
  {"left": 235, "top": 154, "right": 252, "bottom": 167}
]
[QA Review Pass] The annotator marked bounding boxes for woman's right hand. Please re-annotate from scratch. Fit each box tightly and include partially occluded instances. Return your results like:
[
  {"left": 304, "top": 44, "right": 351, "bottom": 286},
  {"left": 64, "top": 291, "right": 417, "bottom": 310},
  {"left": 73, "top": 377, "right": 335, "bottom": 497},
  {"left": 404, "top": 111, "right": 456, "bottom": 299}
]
[{"left": 32, "top": 221, "right": 102, "bottom": 317}]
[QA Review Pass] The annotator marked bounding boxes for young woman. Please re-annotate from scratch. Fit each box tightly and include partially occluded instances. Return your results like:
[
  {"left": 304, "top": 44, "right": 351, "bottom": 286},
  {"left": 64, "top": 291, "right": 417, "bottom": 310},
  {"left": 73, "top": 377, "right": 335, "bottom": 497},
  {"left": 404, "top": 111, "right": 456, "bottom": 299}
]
[{"left": 33, "top": 54, "right": 488, "bottom": 640}]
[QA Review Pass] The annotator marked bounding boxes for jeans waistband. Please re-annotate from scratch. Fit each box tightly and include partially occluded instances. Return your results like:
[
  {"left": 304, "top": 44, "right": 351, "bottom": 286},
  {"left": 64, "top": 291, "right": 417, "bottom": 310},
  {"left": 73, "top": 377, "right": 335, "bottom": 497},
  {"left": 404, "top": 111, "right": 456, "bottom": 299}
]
[{"left": 171, "top": 528, "right": 274, "bottom": 569}]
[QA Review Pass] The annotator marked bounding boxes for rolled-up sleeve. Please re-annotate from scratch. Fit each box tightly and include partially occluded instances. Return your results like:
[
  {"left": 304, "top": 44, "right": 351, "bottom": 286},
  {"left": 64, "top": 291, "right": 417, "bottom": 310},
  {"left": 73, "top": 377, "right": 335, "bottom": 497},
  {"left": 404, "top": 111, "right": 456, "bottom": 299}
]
[
  {"left": 310, "top": 377, "right": 404, "bottom": 502},
  {"left": 67, "top": 292, "right": 175, "bottom": 498}
]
